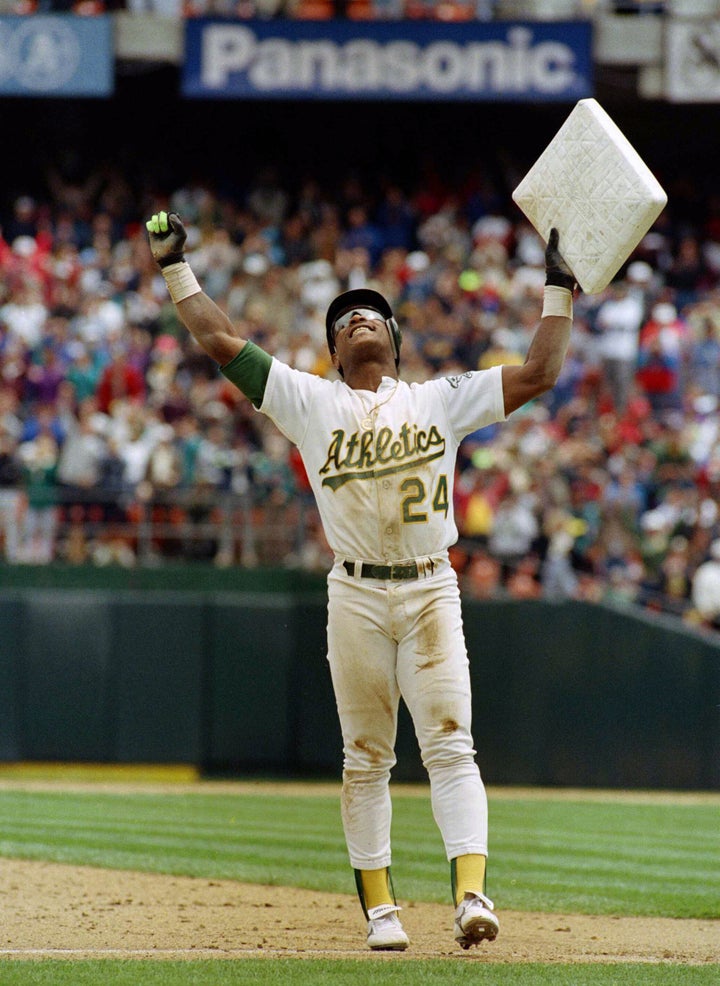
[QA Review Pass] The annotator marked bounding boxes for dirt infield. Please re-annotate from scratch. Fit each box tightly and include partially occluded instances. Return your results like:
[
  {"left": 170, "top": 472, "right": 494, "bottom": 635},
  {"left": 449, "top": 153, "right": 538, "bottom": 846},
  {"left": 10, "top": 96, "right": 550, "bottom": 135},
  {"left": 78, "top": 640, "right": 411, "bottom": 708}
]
[
  {"left": 2, "top": 858, "right": 719, "bottom": 964},
  {"left": 1, "top": 780, "right": 718, "bottom": 964}
]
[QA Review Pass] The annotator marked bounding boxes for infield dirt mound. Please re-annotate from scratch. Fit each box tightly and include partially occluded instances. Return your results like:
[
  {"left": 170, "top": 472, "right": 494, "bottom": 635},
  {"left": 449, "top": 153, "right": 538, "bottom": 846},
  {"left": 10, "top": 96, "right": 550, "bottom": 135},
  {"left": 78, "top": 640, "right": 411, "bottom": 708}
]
[{"left": 1, "top": 858, "right": 718, "bottom": 964}]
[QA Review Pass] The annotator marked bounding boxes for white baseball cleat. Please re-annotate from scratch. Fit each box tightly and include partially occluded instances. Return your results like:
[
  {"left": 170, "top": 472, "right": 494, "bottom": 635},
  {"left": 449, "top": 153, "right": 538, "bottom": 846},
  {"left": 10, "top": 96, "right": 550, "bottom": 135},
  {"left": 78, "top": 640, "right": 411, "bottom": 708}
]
[
  {"left": 453, "top": 891, "right": 499, "bottom": 949},
  {"left": 366, "top": 904, "right": 410, "bottom": 951}
]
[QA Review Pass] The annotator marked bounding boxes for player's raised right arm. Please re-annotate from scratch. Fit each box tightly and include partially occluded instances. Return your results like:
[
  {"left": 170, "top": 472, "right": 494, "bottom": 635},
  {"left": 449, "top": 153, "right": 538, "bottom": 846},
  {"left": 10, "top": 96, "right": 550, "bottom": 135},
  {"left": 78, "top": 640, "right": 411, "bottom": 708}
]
[{"left": 146, "top": 211, "right": 245, "bottom": 366}]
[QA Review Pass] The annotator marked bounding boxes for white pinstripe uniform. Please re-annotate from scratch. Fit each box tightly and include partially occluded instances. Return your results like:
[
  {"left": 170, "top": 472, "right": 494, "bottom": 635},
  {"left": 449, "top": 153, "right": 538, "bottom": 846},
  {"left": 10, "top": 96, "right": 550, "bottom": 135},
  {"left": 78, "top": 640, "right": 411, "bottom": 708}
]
[{"left": 257, "top": 358, "right": 506, "bottom": 869}]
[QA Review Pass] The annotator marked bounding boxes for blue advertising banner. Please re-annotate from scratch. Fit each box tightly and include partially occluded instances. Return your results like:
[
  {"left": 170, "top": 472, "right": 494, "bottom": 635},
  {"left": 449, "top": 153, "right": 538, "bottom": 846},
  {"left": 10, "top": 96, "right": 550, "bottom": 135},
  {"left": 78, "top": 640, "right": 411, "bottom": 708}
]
[
  {"left": 0, "top": 15, "right": 113, "bottom": 97},
  {"left": 183, "top": 18, "right": 592, "bottom": 102}
]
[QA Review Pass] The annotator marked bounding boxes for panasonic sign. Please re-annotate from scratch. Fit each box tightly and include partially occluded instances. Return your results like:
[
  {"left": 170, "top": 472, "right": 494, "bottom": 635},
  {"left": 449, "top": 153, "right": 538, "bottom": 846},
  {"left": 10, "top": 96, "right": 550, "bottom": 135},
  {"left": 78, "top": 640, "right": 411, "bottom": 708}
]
[{"left": 183, "top": 19, "right": 592, "bottom": 101}]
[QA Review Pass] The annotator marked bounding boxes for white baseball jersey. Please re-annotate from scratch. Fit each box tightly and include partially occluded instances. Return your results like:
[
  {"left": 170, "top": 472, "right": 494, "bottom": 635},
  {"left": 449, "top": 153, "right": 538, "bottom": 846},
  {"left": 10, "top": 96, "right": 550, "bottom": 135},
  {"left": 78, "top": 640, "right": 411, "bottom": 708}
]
[{"left": 259, "top": 360, "right": 506, "bottom": 562}]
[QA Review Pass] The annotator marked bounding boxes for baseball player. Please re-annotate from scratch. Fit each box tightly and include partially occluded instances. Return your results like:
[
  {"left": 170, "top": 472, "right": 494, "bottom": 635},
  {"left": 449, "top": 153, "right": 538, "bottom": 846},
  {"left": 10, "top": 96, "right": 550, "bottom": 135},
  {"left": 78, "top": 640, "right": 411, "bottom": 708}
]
[{"left": 146, "top": 211, "right": 575, "bottom": 951}]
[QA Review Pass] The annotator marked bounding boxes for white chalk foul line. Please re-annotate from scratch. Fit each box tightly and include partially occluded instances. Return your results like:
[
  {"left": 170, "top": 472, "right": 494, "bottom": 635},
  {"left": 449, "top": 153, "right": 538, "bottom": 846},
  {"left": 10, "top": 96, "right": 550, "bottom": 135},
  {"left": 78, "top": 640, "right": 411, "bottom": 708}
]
[{"left": 0, "top": 948, "right": 365, "bottom": 958}]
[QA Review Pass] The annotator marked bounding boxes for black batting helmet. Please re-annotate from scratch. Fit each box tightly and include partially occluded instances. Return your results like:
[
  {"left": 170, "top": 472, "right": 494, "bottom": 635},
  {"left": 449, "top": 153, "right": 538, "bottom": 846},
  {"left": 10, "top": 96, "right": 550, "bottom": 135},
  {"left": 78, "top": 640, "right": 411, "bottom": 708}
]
[{"left": 325, "top": 289, "right": 401, "bottom": 369}]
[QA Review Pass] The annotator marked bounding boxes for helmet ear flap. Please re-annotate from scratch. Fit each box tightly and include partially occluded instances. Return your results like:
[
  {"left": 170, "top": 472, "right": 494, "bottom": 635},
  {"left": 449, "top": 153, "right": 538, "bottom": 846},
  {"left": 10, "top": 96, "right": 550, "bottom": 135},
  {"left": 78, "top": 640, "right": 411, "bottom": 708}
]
[
  {"left": 327, "top": 332, "right": 344, "bottom": 377},
  {"left": 387, "top": 317, "right": 402, "bottom": 365}
]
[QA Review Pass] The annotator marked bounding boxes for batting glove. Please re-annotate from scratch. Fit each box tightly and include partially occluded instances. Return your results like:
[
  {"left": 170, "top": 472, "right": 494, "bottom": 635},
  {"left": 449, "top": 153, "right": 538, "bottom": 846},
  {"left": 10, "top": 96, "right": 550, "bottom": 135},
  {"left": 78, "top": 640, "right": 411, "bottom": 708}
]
[
  {"left": 544, "top": 228, "right": 576, "bottom": 291},
  {"left": 146, "top": 211, "right": 187, "bottom": 269}
]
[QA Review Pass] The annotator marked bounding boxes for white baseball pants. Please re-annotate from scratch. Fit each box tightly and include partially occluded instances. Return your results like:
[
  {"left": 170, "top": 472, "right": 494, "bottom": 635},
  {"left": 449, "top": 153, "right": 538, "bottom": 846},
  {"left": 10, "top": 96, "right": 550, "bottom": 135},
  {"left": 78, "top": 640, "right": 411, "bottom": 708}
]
[{"left": 327, "top": 556, "right": 488, "bottom": 870}]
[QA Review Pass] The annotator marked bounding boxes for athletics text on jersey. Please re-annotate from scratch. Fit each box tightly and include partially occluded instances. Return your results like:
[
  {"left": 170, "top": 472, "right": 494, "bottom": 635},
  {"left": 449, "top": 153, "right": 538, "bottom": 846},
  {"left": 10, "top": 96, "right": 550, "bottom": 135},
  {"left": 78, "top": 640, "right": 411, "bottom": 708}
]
[{"left": 229, "top": 359, "right": 506, "bottom": 563}]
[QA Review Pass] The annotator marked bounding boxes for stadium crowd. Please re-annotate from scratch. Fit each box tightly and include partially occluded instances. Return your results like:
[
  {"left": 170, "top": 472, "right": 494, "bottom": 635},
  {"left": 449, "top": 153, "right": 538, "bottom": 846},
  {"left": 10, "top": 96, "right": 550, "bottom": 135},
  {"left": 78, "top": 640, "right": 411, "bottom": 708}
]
[
  {"left": 2, "top": 157, "right": 720, "bottom": 634},
  {"left": 0, "top": 1, "right": 654, "bottom": 19},
  {"left": 0, "top": 1, "right": 503, "bottom": 17}
]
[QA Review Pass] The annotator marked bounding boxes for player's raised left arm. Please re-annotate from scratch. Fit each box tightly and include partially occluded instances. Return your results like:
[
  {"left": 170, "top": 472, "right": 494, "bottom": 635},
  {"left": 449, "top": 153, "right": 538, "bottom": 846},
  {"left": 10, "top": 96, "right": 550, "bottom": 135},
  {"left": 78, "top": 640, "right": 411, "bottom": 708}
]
[
  {"left": 501, "top": 228, "right": 574, "bottom": 416},
  {"left": 146, "top": 211, "right": 246, "bottom": 367}
]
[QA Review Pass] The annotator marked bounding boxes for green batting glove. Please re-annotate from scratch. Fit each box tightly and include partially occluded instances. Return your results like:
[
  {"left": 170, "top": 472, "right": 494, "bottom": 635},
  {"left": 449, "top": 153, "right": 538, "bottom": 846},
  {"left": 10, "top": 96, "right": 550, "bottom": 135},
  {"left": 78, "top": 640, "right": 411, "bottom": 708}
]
[
  {"left": 146, "top": 211, "right": 187, "bottom": 269},
  {"left": 544, "top": 227, "right": 576, "bottom": 291}
]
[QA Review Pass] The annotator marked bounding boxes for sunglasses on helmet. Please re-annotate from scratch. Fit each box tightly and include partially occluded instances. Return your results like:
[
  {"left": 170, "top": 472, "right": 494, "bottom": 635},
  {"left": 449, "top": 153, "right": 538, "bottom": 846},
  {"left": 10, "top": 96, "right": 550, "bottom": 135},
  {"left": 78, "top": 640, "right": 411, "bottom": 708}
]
[{"left": 332, "top": 308, "right": 386, "bottom": 337}]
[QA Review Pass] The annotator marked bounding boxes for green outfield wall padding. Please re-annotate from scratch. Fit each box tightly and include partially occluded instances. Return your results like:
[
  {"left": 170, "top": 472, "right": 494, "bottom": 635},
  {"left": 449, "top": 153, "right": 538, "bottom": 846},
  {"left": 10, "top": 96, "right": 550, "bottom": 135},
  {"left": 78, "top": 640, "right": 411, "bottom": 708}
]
[
  {"left": 289, "top": 595, "right": 342, "bottom": 775},
  {"left": 0, "top": 595, "right": 22, "bottom": 760},
  {"left": 20, "top": 591, "right": 114, "bottom": 761},
  {"left": 205, "top": 594, "right": 298, "bottom": 768},
  {"left": 0, "top": 563, "right": 326, "bottom": 594},
  {"left": 108, "top": 594, "right": 206, "bottom": 763},
  {"left": 1, "top": 587, "right": 718, "bottom": 788},
  {"left": 465, "top": 600, "right": 720, "bottom": 789}
]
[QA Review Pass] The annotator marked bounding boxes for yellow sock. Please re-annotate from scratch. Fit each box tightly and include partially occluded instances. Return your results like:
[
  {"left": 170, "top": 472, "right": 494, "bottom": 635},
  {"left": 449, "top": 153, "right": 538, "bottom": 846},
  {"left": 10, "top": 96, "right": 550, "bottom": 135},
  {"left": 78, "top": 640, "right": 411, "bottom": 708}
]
[
  {"left": 360, "top": 868, "right": 394, "bottom": 910},
  {"left": 454, "top": 854, "right": 487, "bottom": 906}
]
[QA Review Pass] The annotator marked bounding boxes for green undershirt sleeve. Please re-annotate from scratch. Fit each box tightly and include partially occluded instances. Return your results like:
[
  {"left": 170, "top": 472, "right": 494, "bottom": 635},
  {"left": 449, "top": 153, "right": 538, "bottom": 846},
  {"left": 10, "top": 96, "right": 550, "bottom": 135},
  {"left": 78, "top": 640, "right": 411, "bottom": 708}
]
[{"left": 221, "top": 342, "right": 273, "bottom": 408}]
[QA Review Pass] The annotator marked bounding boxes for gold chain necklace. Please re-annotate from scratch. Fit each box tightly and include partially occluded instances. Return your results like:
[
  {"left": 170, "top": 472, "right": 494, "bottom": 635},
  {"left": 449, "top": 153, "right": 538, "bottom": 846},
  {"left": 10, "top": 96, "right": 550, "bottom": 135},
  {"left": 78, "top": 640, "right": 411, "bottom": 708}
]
[{"left": 356, "top": 380, "right": 400, "bottom": 431}]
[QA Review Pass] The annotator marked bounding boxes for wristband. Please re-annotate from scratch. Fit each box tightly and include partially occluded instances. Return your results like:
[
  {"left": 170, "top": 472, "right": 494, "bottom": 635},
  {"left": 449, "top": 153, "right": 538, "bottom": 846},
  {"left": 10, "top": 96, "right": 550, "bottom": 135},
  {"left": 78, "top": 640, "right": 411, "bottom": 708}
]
[
  {"left": 161, "top": 261, "right": 201, "bottom": 304},
  {"left": 541, "top": 285, "right": 573, "bottom": 319}
]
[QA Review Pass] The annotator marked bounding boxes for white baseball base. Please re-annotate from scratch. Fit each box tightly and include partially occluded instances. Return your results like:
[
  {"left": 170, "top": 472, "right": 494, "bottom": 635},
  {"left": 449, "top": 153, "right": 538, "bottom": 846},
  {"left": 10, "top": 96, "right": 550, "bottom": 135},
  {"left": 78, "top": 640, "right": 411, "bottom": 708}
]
[{"left": 512, "top": 98, "right": 667, "bottom": 295}]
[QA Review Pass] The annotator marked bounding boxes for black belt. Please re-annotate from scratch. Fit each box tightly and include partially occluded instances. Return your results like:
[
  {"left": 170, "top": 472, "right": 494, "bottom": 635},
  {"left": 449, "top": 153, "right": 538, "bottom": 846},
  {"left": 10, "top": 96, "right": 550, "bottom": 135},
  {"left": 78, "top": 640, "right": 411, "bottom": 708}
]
[{"left": 343, "top": 560, "right": 420, "bottom": 581}]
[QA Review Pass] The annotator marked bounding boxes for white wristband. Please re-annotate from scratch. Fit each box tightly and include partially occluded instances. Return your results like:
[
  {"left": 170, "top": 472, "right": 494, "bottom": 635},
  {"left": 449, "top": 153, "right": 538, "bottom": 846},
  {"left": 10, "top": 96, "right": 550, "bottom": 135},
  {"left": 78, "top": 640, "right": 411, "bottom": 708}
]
[
  {"left": 542, "top": 285, "right": 573, "bottom": 319},
  {"left": 161, "top": 261, "right": 201, "bottom": 304}
]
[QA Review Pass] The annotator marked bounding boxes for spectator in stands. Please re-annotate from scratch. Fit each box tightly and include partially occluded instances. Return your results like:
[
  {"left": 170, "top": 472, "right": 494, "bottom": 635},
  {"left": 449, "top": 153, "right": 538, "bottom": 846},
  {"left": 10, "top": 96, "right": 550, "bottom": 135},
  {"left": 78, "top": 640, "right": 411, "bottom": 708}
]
[
  {"left": 636, "top": 302, "right": 688, "bottom": 413},
  {"left": 95, "top": 344, "right": 146, "bottom": 414},
  {"left": 24, "top": 341, "right": 66, "bottom": 406},
  {"left": 687, "top": 316, "right": 720, "bottom": 398},
  {"left": 0, "top": 428, "right": 23, "bottom": 562},
  {"left": 691, "top": 539, "right": 720, "bottom": 630},
  {"left": 17, "top": 427, "right": 59, "bottom": 563},
  {"left": 3, "top": 196, "right": 39, "bottom": 242},
  {"left": 665, "top": 234, "right": 708, "bottom": 312},
  {"left": 0, "top": 281, "right": 48, "bottom": 350},
  {"left": 487, "top": 488, "right": 539, "bottom": 585},
  {"left": 540, "top": 508, "right": 580, "bottom": 600},
  {"left": 340, "top": 204, "right": 384, "bottom": 269},
  {"left": 56, "top": 397, "right": 108, "bottom": 511},
  {"left": 65, "top": 342, "right": 102, "bottom": 403},
  {"left": 462, "top": 546, "right": 502, "bottom": 599},
  {"left": 593, "top": 279, "right": 646, "bottom": 412}
]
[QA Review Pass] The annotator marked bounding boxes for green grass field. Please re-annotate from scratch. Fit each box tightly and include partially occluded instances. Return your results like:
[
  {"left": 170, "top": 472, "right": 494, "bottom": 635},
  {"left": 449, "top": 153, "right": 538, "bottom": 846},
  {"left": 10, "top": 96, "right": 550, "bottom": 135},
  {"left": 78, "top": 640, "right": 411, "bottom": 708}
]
[
  {"left": 1, "top": 962, "right": 719, "bottom": 986},
  {"left": 0, "top": 785, "right": 718, "bottom": 917},
  {"left": 0, "top": 780, "right": 718, "bottom": 984}
]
